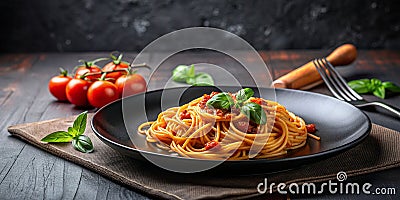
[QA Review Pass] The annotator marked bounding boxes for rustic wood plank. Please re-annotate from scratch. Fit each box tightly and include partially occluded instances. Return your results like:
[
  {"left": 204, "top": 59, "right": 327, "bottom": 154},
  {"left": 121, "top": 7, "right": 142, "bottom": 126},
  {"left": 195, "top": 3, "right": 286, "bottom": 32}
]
[
  {"left": 0, "top": 146, "right": 57, "bottom": 199},
  {"left": 60, "top": 162, "right": 83, "bottom": 200},
  {"left": 0, "top": 54, "right": 41, "bottom": 196},
  {"left": 73, "top": 169, "right": 101, "bottom": 200},
  {"left": 0, "top": 54, "right": 66, "bottom": 200},
  {"left": 95, "top": 176, "right": 150, "bottom": 200}
]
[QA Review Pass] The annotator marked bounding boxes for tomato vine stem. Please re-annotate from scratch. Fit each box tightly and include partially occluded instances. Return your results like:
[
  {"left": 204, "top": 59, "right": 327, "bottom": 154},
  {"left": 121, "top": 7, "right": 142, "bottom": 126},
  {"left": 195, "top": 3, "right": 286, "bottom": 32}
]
[{"left": 82, "top": 63, "right": 150, "bottom": 77}]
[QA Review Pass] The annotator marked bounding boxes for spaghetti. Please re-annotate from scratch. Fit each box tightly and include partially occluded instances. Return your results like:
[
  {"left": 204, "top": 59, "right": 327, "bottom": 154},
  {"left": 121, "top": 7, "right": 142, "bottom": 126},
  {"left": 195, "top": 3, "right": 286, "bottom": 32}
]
[{"left": 138, "top": 88, "right": 320, "bottom": 160}]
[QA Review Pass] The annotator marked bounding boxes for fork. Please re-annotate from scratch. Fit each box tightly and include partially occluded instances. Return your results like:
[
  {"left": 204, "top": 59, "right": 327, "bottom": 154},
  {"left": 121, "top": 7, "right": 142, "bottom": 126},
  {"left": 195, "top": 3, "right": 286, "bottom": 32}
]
[{"left": 313, "top": 58, "right": 400, "bottom": 118}]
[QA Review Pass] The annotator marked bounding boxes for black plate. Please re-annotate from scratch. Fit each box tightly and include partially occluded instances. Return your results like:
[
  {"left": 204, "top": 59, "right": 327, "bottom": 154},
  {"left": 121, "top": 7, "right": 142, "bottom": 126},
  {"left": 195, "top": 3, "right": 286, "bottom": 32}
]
[{"left": 91, "top": 86, "right": 371, "bottom": 174}]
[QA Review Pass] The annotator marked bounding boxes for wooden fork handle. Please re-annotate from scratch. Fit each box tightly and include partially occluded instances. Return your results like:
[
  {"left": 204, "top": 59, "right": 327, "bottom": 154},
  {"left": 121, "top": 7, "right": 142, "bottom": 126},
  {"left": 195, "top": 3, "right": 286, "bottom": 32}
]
[{"left": 272, "top": 44, "right": 357, "bottom": 89}]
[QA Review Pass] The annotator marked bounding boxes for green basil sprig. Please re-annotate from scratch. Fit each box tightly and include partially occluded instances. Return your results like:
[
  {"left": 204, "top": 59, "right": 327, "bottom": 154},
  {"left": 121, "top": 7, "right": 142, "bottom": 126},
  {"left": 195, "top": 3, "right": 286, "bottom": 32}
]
[
  {"left": 348, "top": 78, "right": 400, "bottom": 99},
  {"left": 206, "top": 92, "right": 235, "bottom": 110},
  {"left": 205, "top": 88, "right": 267, "bottom": 125},
  {"left": 72, "top": 135, "right": 94, "bottom": 153},
  {"left": 172, "top": 65, "right": 195, "bottom": 82},
  {"left": 187, "top": 73, "right": 214, "bottom": 86},
  {"left": 236, "top": 88, "right": 254, "bottom": 106},
  {"left": 241, "top": 102, "right": 267, "bottom": 125},
  {"left": 172, "top": 64, "right": 214, "bottom": 86},
  {"left": 41, "top": 111, "right": 94, "bottom": 153}
]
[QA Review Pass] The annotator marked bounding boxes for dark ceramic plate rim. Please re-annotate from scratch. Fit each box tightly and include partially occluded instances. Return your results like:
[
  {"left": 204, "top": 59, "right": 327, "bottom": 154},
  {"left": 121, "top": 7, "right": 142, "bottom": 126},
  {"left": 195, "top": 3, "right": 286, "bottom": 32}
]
[{"left": 91, "top": 87, "right": 371, "bottom": 164}]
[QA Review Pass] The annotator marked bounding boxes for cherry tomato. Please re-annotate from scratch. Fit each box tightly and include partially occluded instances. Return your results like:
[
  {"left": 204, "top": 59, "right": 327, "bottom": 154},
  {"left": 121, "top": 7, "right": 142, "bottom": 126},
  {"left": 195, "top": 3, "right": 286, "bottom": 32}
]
[
  {"left": 306, "top": 124, "right": 317, "bottom": 133},
  {"left": 102, "top": 53, "right": 129, "bottom": 82},
  {"left": 115, "top": 73, "right": 146, "bottom": 98},
  {"left": 103, "top": 62, "right": 129, "bottom": 82},
  {"left": 87, "top": 80, "right": 119, "bottom": 108},
  {"left": 65, "top": 78, "right": 91, "bottom": 107},
  {"left": 48, "top": 68, "right": 72, "bottom": 101},
  {"left": 75, "top": 66, "right": 101, "bottom": 81},
  {"left": 74, "top": 59, "right": 106, "bottom": 81}
]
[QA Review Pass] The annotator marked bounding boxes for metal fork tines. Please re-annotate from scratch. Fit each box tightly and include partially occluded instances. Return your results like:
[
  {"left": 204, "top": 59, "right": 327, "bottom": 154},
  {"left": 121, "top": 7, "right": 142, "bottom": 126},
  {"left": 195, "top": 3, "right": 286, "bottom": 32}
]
[{"left": 313, "top": 58, "right": 400, "bottom": 118}]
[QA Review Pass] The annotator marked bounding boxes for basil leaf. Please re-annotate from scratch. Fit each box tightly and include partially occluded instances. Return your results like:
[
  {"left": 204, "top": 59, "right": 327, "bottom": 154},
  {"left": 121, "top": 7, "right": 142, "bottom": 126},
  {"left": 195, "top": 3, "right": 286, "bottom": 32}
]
[
  {"left": 383, "top": 82, "right": 400, "bottom": 93},
  {"left": 187, "top": 72, "right": 214, "bottom": 86},
  {"left": 241, "top": 102, "right": 267, "bottom": 125},
  {"left": 187, "top": 64, "right": 195, "bottom": 78},
  {"left": 370, "top": 78, "right": 382, "bottom": 87},
  {"left": 348, "top": 79, "right": 370, "bottom": 94},
  {"left": 349, "top": 78, "right": 400, "bottom": 99},
  {"left": 367, "top": 83, "right": 377, "bottom": 92},
  {"left": 68, "top": 127, "right": 77, "bottom": 136},
  {"left": 172, "top": 65, "right": 190, "bottom": 83},
  {"left": 192, "top": 82, "right": 214, "bottom": 86},
  {"left": 186, "top": 77, "right": 195, "bottom": 85},
  {"left": 206, "top": 92, "right": 234, "bottom": 110},
  {"left": 236, "top": 88, "right": 254, "bottom": 103},
  {"left": 348, "top": 79, "right": 370, "bottom": 85},
  {"left": 72, "top": 111, "right": 87, "bottom": 136},
  {"left": 172, "top": 64, "right": 214, "bottom": 86},
  {"left": 369, "top": 78, "right": 382, "bottom": 91},
  {"left": 373, "top": 86, "right": 386, "bottom": 99},
  {"left": 72, "top": 135, "right": 94, "bottom": 153},
  {"left": 41, "top": 131, "right": 74, "bottom": 143}
]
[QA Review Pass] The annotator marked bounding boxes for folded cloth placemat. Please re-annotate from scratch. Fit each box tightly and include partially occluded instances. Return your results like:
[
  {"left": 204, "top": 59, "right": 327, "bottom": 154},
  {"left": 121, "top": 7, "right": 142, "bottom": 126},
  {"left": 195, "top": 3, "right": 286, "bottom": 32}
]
[{"left": 7, "top": 114, "right": 400, "bottom": 200}]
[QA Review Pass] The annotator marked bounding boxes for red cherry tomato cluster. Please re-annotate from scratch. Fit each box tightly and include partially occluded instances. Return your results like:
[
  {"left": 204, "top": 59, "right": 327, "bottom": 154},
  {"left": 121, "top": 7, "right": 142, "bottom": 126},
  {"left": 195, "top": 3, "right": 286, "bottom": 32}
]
[{"left": 48, "top": 52, "right": 148, "bottom": 108}]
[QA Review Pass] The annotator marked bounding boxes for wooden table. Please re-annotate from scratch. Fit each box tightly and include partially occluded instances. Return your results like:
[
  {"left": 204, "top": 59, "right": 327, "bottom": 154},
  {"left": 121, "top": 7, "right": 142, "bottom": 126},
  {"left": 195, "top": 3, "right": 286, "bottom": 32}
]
[{"left": 0, "top": 50, "right": 399, "bottom": 199}]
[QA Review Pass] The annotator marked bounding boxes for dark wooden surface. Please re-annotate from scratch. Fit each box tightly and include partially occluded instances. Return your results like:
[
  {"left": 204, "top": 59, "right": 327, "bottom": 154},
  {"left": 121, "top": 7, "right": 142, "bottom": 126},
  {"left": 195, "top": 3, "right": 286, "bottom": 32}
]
[{"left": 0, "top": 50, "right": 399, "bottom": 199}]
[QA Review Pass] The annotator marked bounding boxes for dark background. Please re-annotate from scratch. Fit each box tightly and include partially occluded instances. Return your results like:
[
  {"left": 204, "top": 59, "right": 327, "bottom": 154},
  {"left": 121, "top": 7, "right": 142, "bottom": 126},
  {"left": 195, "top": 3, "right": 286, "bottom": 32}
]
[{"left": 2, "top": 0, "right": 399, "bottom": 52}]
